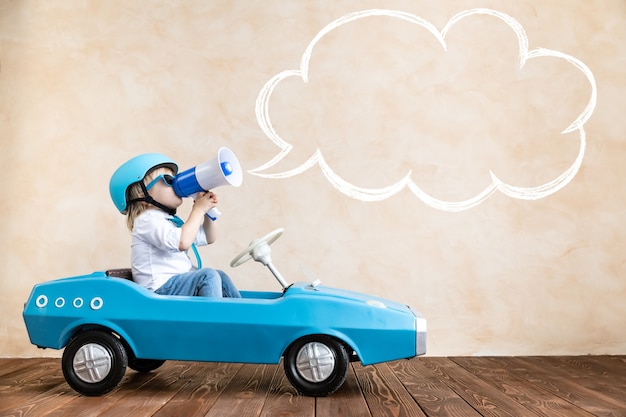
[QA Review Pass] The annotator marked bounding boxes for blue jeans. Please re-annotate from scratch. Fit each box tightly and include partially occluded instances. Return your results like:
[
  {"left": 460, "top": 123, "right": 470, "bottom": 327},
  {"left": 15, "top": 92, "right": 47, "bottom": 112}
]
[{"left": 155, "top": 268, "right": 241, "bottom": 298}]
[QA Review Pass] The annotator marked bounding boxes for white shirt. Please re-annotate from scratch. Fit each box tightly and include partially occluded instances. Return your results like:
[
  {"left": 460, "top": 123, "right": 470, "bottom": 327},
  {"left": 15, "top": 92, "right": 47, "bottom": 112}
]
[{"left": 131, "top": 209, "right": 207, "bottom": 291}]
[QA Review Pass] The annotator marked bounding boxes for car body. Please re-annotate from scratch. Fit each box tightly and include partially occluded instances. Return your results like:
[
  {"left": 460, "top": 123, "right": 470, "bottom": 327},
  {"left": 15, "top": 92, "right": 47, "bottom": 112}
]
[{"left": 23, "top": 270, "right": 426, "bottom": 396}]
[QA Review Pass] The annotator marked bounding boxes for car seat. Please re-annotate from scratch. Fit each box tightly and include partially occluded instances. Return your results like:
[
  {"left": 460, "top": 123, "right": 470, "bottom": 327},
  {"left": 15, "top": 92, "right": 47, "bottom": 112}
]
[{"left": 105, "top": 268, "right": 134, "bottom": 281}]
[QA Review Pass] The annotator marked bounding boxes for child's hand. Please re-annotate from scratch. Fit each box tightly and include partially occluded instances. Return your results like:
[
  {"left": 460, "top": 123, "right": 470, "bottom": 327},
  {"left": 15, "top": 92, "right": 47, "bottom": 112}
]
[{"left": 193, "top": 191, "right": 218, "bottom": 214}]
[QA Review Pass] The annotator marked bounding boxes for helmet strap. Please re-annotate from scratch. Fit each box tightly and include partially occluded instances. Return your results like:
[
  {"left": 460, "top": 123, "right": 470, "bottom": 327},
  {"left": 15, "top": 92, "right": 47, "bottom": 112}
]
[{"left": 127, "top": 182, "right": 177, "bottom": 216}]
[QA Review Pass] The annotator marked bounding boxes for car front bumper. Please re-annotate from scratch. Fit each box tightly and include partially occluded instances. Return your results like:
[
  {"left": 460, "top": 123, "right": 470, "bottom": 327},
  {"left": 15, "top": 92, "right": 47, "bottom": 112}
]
[{"left": 413, "top": 309, "right": 427, "bottom": 356}]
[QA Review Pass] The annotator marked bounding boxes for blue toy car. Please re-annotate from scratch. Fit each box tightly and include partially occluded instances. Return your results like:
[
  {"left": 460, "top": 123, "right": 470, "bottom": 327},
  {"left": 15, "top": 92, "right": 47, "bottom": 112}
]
[{"left": 23, "top": 229, "right": 427, "bottom": 396}]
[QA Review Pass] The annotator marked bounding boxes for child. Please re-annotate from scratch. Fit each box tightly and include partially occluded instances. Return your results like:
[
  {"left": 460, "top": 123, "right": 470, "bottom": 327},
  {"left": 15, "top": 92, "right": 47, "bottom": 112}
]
[{"left": 109, "top": 153, "right": 241, "bottom": 298}]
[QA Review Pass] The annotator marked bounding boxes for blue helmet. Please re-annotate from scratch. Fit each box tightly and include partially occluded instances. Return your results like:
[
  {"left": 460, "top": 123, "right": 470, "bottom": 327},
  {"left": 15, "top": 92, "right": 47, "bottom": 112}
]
[{"left": 109, "top": 153, "right": 178, "bottom": 213}]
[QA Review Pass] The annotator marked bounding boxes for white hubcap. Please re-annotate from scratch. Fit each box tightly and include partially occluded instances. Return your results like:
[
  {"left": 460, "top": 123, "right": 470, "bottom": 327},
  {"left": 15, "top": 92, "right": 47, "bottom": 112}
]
[
  {"left": 295, "top": 342, "right": 336, "bottom": 383},
  {"left": 73, "top": 343, "right": 112, "bottom": 383}
]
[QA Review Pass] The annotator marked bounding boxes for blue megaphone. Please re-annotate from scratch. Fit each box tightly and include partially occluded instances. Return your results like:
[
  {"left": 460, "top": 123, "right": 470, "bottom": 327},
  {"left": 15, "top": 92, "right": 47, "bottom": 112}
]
[{"left": 172, "top": 147, "right": 242, "bottom": 220}]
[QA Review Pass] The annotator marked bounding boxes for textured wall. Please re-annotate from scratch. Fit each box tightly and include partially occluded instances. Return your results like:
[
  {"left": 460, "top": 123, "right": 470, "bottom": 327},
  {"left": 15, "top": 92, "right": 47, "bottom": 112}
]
[{"left": 1, "top": 0, "right": 625, "bottom": 357}]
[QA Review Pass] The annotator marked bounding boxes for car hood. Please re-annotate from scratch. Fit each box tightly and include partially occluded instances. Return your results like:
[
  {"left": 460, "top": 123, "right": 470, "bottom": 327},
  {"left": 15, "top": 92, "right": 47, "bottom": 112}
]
[{"left": 286, "top": 282, "right": 415, "bottom": 314}]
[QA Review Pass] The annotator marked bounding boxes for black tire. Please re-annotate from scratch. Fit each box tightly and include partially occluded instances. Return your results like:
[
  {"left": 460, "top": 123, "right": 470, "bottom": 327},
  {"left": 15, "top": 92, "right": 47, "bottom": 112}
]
[
  {"left": 128, "top": 357, "right": 165, "bottom": 373},
  {"left": 283, "top": 335, "right": 349, "bottom": 397},
  {"left": 62, "top": 330, "right": 128, "bottom": 396}
]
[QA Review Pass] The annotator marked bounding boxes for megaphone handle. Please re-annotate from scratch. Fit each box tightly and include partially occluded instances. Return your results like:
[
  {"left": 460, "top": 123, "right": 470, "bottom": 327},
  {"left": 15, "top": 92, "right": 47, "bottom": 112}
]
[{"left": 206, "top": 207, "right": 221, "bottom": 221}]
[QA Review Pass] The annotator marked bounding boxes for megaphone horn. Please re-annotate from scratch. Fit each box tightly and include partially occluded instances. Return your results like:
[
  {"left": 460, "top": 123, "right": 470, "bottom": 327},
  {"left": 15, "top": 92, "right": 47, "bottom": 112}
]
[
  {"left": 171, "top": 147, "right": 242, "bottom": 221},
  {"left": 172, "top": 147, "right": 242, "bottom": 198}
]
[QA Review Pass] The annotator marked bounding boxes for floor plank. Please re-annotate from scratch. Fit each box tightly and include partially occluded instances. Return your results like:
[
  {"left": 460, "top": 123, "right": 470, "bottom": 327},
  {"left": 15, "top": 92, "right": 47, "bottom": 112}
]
[
  {"left": 1, "top": 356, "right": 626, "bottom": 417},
  {"left": 500, "top": 357, "right": 626, "bottom": 417},
  {"left": 353, "top": 361, "right": 427, "bottom": 417},
  {"left": 43, "top": 362, "right": 200, "bottom": 417},
  {"left": 451, "top": 357, "right": 596, "bottom": 417},
  {"left": 550, "top": 356, "right": 626, "bottom": 398},
  {"left": 0, "top": 358, "right": 73, "bottom": 415},
  {"left": 203, "top": 363, "right": 276, "bottom": 417},
  {"left": 151, "top": 362, "right": 244, "bottom": 417},
  {"left": 418, "top": 357, "right": 535, "bottom": 417},
  {"left": 0, "top": 358, "right": 49, "bottom": 379},
  {"left": 315, "top": 365, "right": 371, "bottom": 417},
  {"left": 389, "top": 358, "right": 484, "bottom": 417},
  {"left": 259, "top": 361, "right": 315, "bottom": 417}
]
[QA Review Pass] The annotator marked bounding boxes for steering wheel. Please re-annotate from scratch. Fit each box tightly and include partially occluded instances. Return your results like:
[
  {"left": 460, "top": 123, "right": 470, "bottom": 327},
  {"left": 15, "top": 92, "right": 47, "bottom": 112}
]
[{"left": 230, "top": 228, "right": 284, "bottom": 268}]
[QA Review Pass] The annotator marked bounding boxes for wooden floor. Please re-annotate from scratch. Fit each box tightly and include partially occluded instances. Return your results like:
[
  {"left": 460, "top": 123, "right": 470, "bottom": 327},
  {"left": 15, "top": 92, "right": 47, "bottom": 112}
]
[{"left": 1, "top": 356, "right": 626, "bottom": 416}]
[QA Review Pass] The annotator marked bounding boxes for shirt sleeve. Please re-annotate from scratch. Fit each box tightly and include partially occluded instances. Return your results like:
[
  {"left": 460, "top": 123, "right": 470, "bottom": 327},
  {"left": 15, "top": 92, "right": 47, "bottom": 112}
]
[{"left": 194, "top": 225, "right": 208, "bottom": 246}]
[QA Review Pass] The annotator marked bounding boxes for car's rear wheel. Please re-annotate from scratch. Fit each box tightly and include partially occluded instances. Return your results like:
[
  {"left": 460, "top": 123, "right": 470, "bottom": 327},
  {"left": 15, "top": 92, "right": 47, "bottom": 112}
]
[
  {"left": 283, "top": 335, "right": 349, "bottom": 396},
  {"left": 62, "top": 330, "right": 127, "bottom": 396}
]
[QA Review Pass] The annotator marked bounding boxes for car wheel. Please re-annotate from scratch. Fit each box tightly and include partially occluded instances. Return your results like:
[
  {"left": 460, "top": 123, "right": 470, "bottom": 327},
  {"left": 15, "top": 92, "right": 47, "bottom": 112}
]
[
  {"left": 128, "top": 357, "right": 166, "bottom": 373},
  {"left": 284, "top": 335, "right": 349, "bottom": 396},
  {"left": 62, "top": 330, "right": 128, "bottom": 396}
]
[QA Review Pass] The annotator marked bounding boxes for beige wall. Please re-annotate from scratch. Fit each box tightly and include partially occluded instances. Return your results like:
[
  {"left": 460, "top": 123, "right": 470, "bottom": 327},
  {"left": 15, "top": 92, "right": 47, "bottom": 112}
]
[{"left": 1, "top": 0, "right": 624, "bottom": 357}]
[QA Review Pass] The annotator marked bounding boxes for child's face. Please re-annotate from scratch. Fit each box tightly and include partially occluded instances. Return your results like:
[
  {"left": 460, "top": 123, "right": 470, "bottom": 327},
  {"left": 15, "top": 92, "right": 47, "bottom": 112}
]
[{"left": 147, "top": 171, "right": 183, "bottom": 210}]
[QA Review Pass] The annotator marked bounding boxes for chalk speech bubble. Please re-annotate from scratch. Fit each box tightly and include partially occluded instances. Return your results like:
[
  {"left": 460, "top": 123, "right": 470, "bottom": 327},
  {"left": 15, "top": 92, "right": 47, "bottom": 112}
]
[{"left": 250, "top": 8, "right": 597, "bottom": 211}]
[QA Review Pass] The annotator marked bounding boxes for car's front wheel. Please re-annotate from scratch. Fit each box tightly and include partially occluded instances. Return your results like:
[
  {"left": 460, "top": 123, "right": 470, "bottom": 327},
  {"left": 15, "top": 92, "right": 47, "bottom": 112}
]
[
  {"left": 62, "top": 330, "right": 128, "bottom": 396},
  {"left": 283, "top": 335, "right": 349, "bottom": 396}
]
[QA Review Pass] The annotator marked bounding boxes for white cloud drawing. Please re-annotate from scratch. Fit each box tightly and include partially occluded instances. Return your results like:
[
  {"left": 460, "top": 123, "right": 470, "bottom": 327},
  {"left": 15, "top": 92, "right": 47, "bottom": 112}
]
[{"left": 250, "top": 8, "right": 597, "bottom": 212}]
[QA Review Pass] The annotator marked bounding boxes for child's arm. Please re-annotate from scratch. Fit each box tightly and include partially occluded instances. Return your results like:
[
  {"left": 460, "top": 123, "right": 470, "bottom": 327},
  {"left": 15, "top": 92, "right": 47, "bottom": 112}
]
[{"left": 179, "top": 191, "right": 218, "bottom": 250}]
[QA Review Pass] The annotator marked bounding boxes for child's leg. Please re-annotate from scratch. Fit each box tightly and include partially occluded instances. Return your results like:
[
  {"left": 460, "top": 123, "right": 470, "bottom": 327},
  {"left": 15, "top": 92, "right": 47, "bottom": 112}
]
[
  {"left": 217, "top": 270, "right": 241, "bottom": 298},
  {"left": 155, "top": 269, "right": 223, "bottom": 297}
]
